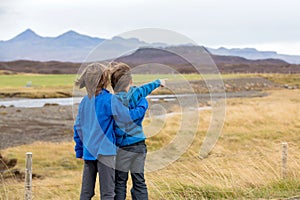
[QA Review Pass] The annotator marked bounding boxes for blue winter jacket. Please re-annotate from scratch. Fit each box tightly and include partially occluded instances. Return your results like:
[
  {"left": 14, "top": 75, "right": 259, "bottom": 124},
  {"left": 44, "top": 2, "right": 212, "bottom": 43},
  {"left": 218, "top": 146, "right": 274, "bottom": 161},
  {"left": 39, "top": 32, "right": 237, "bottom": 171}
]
[
  {"left": 73, "top": 89, "right": 148, "bottom": 160},
  {"left": 114, "top": 79, "right": 161, "bottom": 147}
]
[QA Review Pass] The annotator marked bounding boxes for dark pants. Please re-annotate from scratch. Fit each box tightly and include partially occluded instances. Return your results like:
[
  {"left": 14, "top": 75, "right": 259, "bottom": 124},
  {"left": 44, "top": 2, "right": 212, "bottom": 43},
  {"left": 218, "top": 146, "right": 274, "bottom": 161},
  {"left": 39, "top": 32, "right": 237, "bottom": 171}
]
[
  {"left": 80, "top": 155, "right": 116, "bottom": 200},
  {"left": 115, "top": 141, "right": 148, "bottom": 200}
]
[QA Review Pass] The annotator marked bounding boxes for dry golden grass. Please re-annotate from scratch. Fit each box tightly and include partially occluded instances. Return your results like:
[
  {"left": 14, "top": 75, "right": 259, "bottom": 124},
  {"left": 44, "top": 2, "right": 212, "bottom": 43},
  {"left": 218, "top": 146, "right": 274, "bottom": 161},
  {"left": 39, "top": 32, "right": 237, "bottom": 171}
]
[
  {"left": 1, "top": 89, "right": 300, "bottom": 199},
  {"left": 0, "top": 86, "right": 73, "bottom": 98},
  {"left": 146, "top": 89, "right": 300, "bottom": 199},
  {"left": 259, "top": 74, "right": 300, "bottom": 86},
  {"left": 0, "top": 142, "right": 82, "bottom": 199}
]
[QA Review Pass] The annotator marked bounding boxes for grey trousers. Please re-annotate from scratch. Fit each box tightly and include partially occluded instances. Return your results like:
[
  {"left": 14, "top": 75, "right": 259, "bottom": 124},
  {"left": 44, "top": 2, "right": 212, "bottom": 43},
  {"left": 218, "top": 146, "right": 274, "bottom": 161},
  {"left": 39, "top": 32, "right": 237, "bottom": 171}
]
[
  {"left": 115, "top": 141, "right": 148, "bottom": 200},
  {"left": 80, "top": 155, "right": 116, "bottom": 200}
]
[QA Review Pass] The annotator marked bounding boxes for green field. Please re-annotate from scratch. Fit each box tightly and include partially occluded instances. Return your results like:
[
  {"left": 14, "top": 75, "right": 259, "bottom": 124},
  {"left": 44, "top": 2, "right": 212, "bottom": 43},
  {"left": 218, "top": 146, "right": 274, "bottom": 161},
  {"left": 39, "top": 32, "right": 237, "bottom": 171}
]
[
  {"left": 0, "top": 73, "right": 260, "bottom": 88},
  {"left": 0, "top": 74, "right": 76, "bottom": 88},
  {"left": 0, "top": 73, "right": 299, "bottom": 88},
  {"left": 0, "top": 73, "right": 299, "bottom": 98},
  {"left": 0, "top": 73, "right": 240, "bottom": 98}
]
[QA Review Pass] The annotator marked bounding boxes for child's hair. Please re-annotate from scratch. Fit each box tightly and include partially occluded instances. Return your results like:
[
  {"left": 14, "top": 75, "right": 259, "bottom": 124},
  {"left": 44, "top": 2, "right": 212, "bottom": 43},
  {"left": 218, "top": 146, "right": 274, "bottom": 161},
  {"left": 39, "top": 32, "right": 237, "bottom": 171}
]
[
  {"left": 75, "top": 63, "right": 110, "bottom": 98},
  {"left": 110, "top": 62, "right": 132, "bottom": 93}
]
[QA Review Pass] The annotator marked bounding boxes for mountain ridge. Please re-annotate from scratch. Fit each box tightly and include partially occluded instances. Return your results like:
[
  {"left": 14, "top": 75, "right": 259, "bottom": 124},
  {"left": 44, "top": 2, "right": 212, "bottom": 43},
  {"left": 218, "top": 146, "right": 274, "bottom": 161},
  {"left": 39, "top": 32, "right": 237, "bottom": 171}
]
[
  {"left": 207, "top": 47, "right": 300, "bottom": 64},
  {"left": 0, "top": 29, "right": 161, "bottom": 62},
  {"left": 1, "top": 29, "right": 300, "bottom": 64}
]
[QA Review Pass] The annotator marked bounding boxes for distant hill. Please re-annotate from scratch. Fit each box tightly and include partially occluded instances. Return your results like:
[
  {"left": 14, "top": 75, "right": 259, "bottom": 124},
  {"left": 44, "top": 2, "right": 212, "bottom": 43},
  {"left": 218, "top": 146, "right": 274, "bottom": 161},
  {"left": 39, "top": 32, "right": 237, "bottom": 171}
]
[
  {"left": 1, "top": 47, "right": 299, "bottom": 74},
  {"left": 207, "top": 47, "right": 300, "bottom": 64},
  {"left": 0, "top": 60, "right": 80, "bottom": 74},
  {"left": 116, "top": 46, "right": 300, "bottom": 74}
]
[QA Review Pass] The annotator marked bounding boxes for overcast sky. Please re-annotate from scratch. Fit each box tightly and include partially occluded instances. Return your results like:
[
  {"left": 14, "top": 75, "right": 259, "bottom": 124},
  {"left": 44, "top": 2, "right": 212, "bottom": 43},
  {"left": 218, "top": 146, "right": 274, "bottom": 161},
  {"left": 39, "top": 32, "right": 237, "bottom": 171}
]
[{"left": 1, "top": 0, "right": 300, "bottom": 55}]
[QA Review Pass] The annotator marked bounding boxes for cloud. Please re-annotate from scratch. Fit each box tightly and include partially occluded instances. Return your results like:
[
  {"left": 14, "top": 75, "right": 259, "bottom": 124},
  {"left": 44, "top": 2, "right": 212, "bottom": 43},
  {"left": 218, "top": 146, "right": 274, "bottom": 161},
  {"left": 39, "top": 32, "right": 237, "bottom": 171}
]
[{"left": 0, "top": 0, "right": 300, "bottom": 54}]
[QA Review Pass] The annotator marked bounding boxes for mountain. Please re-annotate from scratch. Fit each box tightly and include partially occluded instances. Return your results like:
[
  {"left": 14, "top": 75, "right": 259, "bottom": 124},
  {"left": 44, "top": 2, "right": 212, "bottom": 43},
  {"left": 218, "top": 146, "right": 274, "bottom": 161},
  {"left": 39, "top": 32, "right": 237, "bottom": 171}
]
[
  {"left": 0, "top": 29, "right": 104, "bottom": 62},
  {"left": 8, "top": 29, "right": 42, "bottom": 42},
  {"left": 1, "top": 46, "right": 299, "bottom": 74},
  {"left": 207, "top": 47, "right": 300, "bottom": 64},
  {"left": 0, "top": 29, "right": 157, "bottom": 62},
  {"left": 1, "top": 29, "right": 300, "bottom": 65},
  {"left": 115, "top": 46, "right": 299, "bottom": 74},
  {"left": 53, "top": 30, "right": 103, "bottom": 47}
]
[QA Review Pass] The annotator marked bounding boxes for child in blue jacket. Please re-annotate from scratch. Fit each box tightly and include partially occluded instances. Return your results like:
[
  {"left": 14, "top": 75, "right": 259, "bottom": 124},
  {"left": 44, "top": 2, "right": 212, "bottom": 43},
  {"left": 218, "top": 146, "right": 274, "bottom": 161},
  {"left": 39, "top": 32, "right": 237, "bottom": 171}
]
[
  {"left": 110, "top": 62, "right": 165, "bottom": 200},
  {"left": 73, "top": 63, "right": 148, "bottom": 200}
]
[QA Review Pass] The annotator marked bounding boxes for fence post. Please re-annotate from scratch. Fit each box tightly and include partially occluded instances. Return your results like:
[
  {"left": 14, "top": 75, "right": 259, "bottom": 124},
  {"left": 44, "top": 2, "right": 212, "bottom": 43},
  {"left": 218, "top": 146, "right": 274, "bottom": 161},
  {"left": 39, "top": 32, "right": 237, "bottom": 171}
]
[
  {"left": 24, "top": 152, "right": 32, "bottom": 200},
  {"left": 281, "top": 142, "right": 288, "bottom": 179}
]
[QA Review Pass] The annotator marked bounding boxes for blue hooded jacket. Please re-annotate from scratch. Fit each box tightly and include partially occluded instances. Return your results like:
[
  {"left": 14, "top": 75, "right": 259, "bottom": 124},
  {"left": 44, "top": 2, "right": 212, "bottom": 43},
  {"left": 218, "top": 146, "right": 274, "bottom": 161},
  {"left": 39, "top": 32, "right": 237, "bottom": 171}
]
[
  {"left": 73, "top": 89, "right": 148, "bottom": 160},
  {"left": 114, "top": 80, "right": 161, "bottom": 147}
]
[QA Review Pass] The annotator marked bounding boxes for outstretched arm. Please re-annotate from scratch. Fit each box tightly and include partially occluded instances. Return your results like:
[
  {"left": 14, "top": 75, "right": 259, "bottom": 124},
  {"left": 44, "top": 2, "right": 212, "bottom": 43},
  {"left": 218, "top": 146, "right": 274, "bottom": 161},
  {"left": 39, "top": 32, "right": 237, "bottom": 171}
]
[{"left": 131, "top": 79, "right": 162, "bottom": 103}]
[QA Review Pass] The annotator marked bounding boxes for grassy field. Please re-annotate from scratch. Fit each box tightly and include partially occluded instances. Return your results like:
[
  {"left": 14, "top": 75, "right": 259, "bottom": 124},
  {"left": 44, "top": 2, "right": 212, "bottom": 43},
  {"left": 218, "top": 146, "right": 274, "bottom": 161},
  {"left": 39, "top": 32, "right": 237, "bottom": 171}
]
[
  {"left": 0, "top": 73, "right": 232, "bottom": 98},
  {"left": 0, "top": 73, "right": 251, "bottom": 88},
  {"left": 0, "top": 74, "right": 76, "bottom": 88},
  {"left": 0, "top": 74, "right": 76, "bottom": 98},
  {"left": 1, "top": 88, "right": 299, "bottom": 199},
  {"left": 0, "top": 73, "right": 299, "bottom": 98},
  {"left": 0, "top": 73, "right": 299, "bottom": 88}
]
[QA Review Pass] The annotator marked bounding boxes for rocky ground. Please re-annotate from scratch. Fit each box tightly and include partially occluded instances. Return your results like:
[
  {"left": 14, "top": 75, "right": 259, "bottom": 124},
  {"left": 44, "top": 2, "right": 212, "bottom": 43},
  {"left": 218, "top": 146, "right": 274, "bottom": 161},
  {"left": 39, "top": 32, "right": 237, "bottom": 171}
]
[{"left": 0, "top": 105, "right": 74, "bottom": 150}]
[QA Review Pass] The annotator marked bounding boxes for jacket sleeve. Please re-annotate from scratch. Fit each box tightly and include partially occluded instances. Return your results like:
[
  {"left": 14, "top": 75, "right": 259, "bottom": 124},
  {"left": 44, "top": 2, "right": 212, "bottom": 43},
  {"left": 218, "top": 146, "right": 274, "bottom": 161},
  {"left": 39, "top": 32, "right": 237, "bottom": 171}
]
[
  {"left": 131, "top": 79, "right": 161, "bottom": 103},
  {"left": 73, "top": 104, "right": 83, "bottom": 158},
  {"left": 111, "top": 95, "right": 148, "bottom": 124},
  {"left": 129, "top": 98, "right": 148, "bottom": 120}
]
